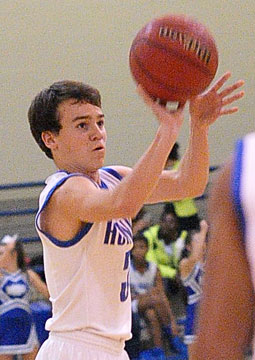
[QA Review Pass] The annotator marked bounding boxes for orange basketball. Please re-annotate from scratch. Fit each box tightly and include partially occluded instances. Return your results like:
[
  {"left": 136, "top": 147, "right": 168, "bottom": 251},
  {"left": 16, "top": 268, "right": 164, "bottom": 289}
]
[{"left": 129, "top": 14, "right": 218, "bottom": 103}]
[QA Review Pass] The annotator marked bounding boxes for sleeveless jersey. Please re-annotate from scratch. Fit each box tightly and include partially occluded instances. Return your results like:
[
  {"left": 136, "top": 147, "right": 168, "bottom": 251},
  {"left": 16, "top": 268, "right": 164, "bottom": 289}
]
[
  {"left": 0, "top": 269, "right": 31, "bottom": 315},
  {"left": 35, "top": 167, "right": 133, "bottom": 343},
  {"left": 181, "top": 262, "right": 203, "bottom": 344},
  {"left": 130, "top": 261, "right": 157, "bottom": 296},
  {"left": 232, "top": 133, "right": 255, "bottom": 357}
]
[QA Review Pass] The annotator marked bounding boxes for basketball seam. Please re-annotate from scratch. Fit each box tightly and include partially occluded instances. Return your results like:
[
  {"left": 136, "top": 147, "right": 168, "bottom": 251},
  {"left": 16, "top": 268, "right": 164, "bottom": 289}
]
[
  {"left": 130, "top": 51, "right": 197, "bottom": 97},
  {"left": 131, "top": 37, "right": 214, "bottom": 76}
]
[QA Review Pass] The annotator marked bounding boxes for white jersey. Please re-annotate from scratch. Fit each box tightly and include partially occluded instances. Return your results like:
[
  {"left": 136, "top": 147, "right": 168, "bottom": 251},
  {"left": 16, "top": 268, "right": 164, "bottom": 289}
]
[
  {"left": 130, "top": 261, "right": 157, "bottom": 296},
  {"left": 0, "top": 269, "right": 31, "bottom": 314},
  {"left": 232, "top": 133, "right": 255, "bottom": 358},
  {"left": 35, "top": 167, "right": 133, "bottom": 345}
]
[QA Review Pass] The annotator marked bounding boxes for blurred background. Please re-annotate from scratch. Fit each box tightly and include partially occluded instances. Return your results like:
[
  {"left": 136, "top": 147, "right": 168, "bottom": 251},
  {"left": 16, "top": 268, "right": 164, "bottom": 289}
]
[
  {"left": 0, "top": 0, "right": 254, "bottom": 247},
  {"left": 0, "top": 2, "right": 254, "bottom": 358},
  {"left": 0, "top": 0, "right": 254, "bottom": 185}
]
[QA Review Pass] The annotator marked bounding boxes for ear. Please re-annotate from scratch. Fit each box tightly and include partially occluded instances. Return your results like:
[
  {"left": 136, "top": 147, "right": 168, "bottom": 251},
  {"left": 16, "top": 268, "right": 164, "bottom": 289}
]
[{"left": 41, "top": 131, "right": 58, "bottom": 151}]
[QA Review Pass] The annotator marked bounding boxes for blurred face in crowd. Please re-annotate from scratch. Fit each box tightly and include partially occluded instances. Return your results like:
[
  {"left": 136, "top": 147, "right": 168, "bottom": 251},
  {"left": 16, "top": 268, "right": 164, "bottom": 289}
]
[
  {"left": 0, "top": 243, "right": 16, "bottom": 269},
  {"left": 132, "top": 238, "right": 148, "bottom": 264},
  {"left": 159, "top": 212, "right": 179, "bottom": 242}
]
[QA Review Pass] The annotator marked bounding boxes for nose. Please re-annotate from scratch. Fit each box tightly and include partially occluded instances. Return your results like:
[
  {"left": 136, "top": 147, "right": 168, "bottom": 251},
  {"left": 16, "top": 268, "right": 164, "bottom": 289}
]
[{"left": 89, "top": 124, "right": 103, "bottom": 141}]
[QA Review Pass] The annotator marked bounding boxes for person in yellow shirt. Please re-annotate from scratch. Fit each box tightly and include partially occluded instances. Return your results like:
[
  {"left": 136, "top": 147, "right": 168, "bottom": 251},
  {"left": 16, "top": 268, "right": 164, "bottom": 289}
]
[
  {"left": 143, "top": 210, "right": 187, "bottom": 296},
  {"left": 164, "top": 143, "right": 200, "bottom": 231}
]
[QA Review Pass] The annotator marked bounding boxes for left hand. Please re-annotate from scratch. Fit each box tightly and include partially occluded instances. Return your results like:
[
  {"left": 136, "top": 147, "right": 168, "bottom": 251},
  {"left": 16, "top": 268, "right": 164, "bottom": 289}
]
[{"left": 189, "top": 71, "right": 245, "bottom": 128}]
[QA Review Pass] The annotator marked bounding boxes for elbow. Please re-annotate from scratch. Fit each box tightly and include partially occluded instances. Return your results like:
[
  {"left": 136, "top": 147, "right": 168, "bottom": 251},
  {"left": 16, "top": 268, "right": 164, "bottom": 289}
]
[
  {"left": 114, "top": 197, "right": 141, "bottom": 219},
  {"left": 191, "top": 184, "right": 207, "bottom": 198},
  {"left": 181, "top": 181, "right": 207, "bottom": 199}
]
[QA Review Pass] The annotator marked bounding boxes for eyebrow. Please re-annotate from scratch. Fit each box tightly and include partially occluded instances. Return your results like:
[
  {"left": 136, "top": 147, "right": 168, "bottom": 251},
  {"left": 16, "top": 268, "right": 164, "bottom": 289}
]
[{"left": 72, "top": 114, "right": 105, "bottom": 122}]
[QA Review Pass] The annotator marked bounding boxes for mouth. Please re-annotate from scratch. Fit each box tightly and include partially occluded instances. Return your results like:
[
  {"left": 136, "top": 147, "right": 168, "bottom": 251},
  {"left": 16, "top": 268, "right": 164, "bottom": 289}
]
[{"left": 93, "top": 145, "right": 105, "bottom": 152}]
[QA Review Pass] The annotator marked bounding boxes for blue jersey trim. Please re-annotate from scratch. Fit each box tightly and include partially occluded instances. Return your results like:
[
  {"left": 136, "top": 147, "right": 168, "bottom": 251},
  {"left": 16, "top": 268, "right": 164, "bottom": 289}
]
[
  {"left": 36, "top": 173, "right": 94, "bottom": 248},
  {"left": 100, "top": 180, "right": 108, "bottom": 189},
  {"left": 231, "top": 139, "right": 246, "bottom": 237},
  {"left": 101, "top": 167, "right": 123, "bottom": 180}
]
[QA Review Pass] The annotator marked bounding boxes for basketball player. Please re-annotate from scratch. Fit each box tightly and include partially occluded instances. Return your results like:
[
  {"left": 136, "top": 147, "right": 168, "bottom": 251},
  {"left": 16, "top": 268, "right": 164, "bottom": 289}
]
[
  {"left": 191, "top": 134, "right": 255, "bottom": 360},
  {"left": 28, "top": 72, "right": 244, "bottom": 360}
]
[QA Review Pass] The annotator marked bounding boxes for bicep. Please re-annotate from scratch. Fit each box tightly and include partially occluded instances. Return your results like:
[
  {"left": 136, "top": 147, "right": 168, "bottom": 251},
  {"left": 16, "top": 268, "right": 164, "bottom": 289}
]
[{"left": 193, "top": 161, "right": 254, "bottom": 359}]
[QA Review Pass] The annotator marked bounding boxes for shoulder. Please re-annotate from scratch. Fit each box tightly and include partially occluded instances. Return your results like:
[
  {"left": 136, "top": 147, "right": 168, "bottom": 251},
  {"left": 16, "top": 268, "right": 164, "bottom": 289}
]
[
  {"left": 107, "top": 165, "right": 132, "bottom": 178},
  {"left": 50, "top": 175, "right": 98, "bottom": 204},
  {"left": 42, "top": 171, "right": 99, "bottom": 201}
]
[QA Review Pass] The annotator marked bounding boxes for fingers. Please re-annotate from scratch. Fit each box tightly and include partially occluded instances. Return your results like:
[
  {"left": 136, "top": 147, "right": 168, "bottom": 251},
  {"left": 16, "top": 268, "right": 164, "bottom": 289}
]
[
  {"left": 220, "top": 106, "right": 239, "bottom": 116},
  {"left": 219, "top": 79, "right": 245, "bottom": 98},
  {"left": 136, "top": 84, "right": 154, "bottom": 107},
  {"left": 210, "top": 71, "right": 231, "bottom": 92},
  {"left": 177, "top": 101, "right": 186, "bottom": 110},
  {"left": 137, "top": 84, "right": 186, "bottom": 114},
  {"left": 222, "top": 89, "right": 245, "bottom": 106}
]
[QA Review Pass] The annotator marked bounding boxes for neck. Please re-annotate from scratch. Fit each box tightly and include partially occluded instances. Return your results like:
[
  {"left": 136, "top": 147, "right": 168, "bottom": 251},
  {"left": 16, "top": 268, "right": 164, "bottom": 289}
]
[{"left": 57, "top": 165, "right": 101, "bottom": 184}]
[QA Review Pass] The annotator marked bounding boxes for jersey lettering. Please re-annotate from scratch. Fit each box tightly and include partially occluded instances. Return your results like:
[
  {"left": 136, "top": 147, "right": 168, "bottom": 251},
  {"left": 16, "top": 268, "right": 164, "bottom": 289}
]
[
  {"left": 104, "top": 220, "right": 132, "bottom": 245},
  {"left": 120, "top": 251, "right": 130, "bottom": 302}
]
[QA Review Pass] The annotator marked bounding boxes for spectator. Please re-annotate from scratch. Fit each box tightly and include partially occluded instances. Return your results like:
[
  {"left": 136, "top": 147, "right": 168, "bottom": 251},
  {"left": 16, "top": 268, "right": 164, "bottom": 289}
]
[
  {"left": 0, "top": 235, "right": 49, "bottom": 360},
  {"left": 179, "top": 220, "right": 208, "bottom": 358},
  {"left": 144, "top": 210, "right": 187, "bottom": 296},
  {"left": 132, "top": 207, "right": 152, "bottom": 236},
  {"left": 130, "top": 231, "right": 187, "bottom": 359},
  {"left": 164, "top": 142, "right": 201, "bottom": 231}
]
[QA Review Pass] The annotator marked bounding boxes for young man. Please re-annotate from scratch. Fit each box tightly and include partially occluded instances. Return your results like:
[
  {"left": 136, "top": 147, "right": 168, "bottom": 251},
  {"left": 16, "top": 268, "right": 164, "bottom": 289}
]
[
  {"left": 191, "top": 134, "right": 255, "bottom": 360},
  {"left": 28, "top": 72, "right": 244, "bottom": 360}
]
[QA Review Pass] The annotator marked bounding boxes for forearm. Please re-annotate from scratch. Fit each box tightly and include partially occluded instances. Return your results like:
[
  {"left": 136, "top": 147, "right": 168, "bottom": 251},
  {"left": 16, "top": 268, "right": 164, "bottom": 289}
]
[
  {"left": 111, "top": 124, "right": 179, "bottom": 217},
  {"left": 176, "top": 122, "right": 209, "bottom": 196},
  {"left": 147, "top": 124, "right": 209, "bottom": 203}
]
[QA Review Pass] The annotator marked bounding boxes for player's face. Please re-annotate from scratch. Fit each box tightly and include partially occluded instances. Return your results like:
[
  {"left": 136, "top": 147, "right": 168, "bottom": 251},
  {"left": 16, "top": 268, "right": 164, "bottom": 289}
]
[{"left": 46, "top": 99, "right": 107, "bottom": 175}]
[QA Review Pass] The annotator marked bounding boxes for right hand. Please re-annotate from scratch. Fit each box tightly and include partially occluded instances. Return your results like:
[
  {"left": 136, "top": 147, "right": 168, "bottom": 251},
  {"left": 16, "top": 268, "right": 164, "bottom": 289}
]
[{"left": 137, "top": 85, "right": 186, "bottom": 136}]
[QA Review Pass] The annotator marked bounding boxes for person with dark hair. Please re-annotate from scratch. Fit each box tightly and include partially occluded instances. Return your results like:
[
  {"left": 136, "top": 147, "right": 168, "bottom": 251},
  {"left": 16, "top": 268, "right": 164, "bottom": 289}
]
[
  {"left": 144, "top": 209, "right": 188, "bottom": 296},
  {"left": 0, "top": 235, "right": 49, "bottom": 360},
  {"left": 129, "top": 232, "right": 186, "bottom": 359},
  {"left": 132, "top": 207, "right": 152, "bottom": 236},
  {"left": 27, "top": 73, "right": 244, "bottom": 360},
  {"left": 164, "top": 142, "right": 201, "bottom": 231}
]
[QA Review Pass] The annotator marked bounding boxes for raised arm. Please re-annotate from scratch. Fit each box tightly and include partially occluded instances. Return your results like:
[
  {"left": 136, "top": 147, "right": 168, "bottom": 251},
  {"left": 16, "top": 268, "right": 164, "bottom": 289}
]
[
  {"left": 146, "top": 72, "right": 245, "bottom": 203},
  {"left": 179, "top": 220, "right": 208, "bottom": 279},
  {"left": 42, "top": 91, "right": 185, "bottom": 229}
]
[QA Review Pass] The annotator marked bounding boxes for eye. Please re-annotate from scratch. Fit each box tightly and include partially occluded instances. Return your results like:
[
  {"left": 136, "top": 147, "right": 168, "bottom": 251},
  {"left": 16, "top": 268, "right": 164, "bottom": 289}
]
[
  {"left": 77, "top": 122, "right": 88, "bottom": 130},
  {"left": 97, "top": 119, "right": 105, "bottom": 128}
]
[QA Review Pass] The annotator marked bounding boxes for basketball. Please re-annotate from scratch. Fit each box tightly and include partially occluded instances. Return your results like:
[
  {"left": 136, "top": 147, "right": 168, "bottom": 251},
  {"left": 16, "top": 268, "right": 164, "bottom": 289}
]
[{"left": 129, "top": 14, "right": 218, "bottom": 103}]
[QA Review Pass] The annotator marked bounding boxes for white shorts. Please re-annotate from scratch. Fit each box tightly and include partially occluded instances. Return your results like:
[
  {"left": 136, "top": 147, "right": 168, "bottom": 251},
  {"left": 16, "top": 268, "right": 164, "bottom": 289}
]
[{"left": 36, "top": 332, "right": 130, "bottom": 360}]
